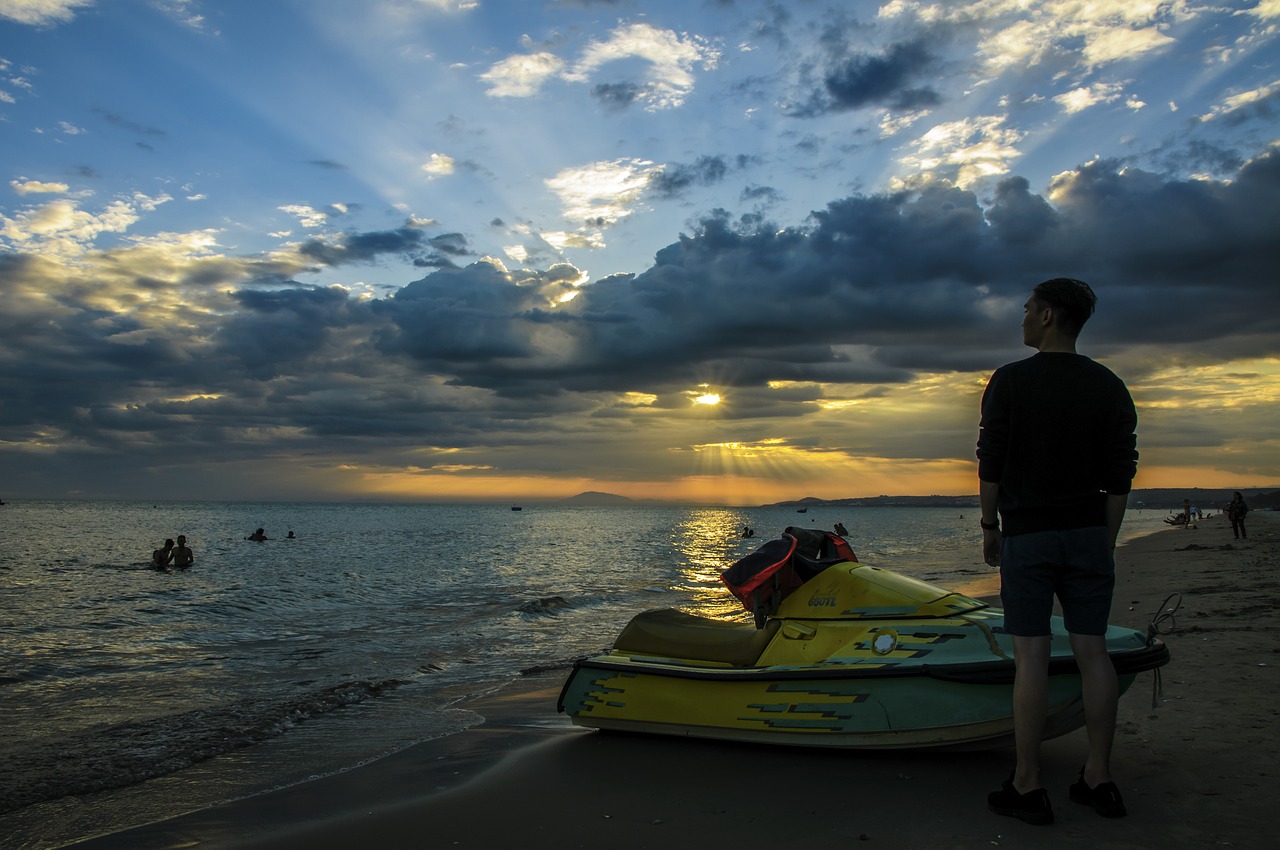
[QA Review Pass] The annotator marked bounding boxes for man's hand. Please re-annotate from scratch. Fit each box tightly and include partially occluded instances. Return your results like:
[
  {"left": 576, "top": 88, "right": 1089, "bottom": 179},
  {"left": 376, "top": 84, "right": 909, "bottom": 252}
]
[{"left": 982, "top": 527, "right": 1001, "bottom": 567}]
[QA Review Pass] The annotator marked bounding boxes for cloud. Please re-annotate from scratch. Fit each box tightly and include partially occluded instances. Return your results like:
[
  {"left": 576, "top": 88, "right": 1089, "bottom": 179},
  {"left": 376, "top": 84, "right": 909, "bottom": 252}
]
[
  {"left": 591, "top": 81, "right": 640, "bottom": 110},
  {"left": 783, "top": 35, "right": 944, "bottom": 119},
  {"left": 421, "top": 153, "right": 455, "bottom": 179},
  {"left": 1246, "top": 0, "right": 1280, "bottom": 20},
  {"left": 821, "top": 39, "right": 941, "bottom": 113},
  {"left": 298, "top": 225, "right": 431, "bottom": 267},
  {"left": 951, "top": 0, "right": 1190, "bottom": 74},
  {"left": 565, "top": 22, "right": 720, "bottom": 110},
  {"left": 647, "top": 156, "right": 730, "bottom": 199},
  {"left": 479, "top": 52, "right": 565, "bottom": 98},
  {"left": 93, "top": 108, "right": 166, "bottom": 138},
  {"left": 2, "top": 139, "right": 1278, "bottom": 498},
  {"left": 0, "top": 0, "right": 93, "bottom": 26},
  {"left": 407, "top": 0, "right": 479, "bottom": 11},
  {"left": 896, "top": 115, "right": 1024, "bottom": 187},
  {"left": 1054, "top": 82, "right": 1128, "bottom": 114},
  {"left": 482, "top": 22, "right": 719, "bottom": 109},
  {"left": 10, "top": 178, "right": 69, "bottom": 195},
  {"left": 278, "top": 204, "right": 332, "bottom": 228},
  {"left": 0, "top": 192, "right": 171, "bottom": 258},
  {"left": 545, "top": 158, "right": 661, "bottom": 229},
  {"left": 1199, "top": 79, "right": 1280, "bottom": 123},
  {"left": 374, "top": 260, "right": 581, "bottom": 369},
  {"left": 154, "top": 0, "right": 214, "bottom": 32},
  {"left": 1081, "top": 24, "right": 1175, "bottom": 67}
]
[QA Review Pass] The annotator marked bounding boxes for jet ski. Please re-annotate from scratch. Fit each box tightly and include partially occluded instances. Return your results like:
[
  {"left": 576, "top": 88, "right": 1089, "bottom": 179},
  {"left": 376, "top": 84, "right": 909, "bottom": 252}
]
[{"left": 558, "top": 527, "right": 1170, "bottom": 750}]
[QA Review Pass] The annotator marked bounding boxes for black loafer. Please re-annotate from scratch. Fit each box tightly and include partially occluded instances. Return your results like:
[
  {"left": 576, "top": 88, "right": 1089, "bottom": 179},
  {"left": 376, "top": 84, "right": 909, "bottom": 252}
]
[
  {"left": 988, "top": 777, "right": 1054, "bottom": 825},
  {"left": 1069, "top": 769, "right": 1127, "bottom": 818}
]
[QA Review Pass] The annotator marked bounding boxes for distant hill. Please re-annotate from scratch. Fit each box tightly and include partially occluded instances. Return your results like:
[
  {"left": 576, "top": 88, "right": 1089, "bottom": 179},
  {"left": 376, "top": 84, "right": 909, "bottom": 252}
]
[
  {"left": 1126, "top": 488, "right": 1280, "bottom": 511},
  {"left": 761, "top": 488, "right": 1280, "bottom": 511},
  {"left": 762, "top": 495, "right": 979, "bottom": 509},
  {"left": 559, "top": 491, "right": 635, "bottom": 506}
]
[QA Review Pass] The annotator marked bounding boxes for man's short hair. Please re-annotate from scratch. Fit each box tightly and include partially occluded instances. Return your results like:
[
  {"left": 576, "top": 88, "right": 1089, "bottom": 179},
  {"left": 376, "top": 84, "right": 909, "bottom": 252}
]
[{"left": 1033, "top": 277, "right": 1097, "bottom": 335}]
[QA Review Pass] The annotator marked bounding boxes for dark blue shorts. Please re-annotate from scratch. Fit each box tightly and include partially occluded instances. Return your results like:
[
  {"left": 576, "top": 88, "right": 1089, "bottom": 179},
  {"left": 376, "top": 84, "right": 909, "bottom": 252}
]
[{"left": 999, "top": 526, "right": 1115, "bottom": 636}]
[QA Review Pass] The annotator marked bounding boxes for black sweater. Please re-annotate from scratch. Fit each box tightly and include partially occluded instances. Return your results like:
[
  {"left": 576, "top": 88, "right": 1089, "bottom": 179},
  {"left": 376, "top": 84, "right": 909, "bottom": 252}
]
[{"left": 977, "top": 352, "right": 1138, "bottom": 537}]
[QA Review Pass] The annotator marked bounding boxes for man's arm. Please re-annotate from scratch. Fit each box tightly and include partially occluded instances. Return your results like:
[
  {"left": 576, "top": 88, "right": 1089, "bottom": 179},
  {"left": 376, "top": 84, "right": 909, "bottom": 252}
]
[
  {"left": 980, "top": 478, "right": 1001, "bottom": 567},
  {"left": 1104, "top": 492, "right": 1128, "bottom": 549},
  {"left": 976, "top": 370, "right": 1006, "bottom": 568}
]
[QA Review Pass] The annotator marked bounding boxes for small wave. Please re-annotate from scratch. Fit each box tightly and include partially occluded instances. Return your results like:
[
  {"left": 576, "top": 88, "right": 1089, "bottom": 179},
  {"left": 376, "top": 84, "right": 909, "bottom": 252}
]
[
  {"left": 515, "top": 595, "right": 572, "bottom": 615},
  {"left": 0, "top": 678, "right": 405, "bottom": 816},
  {"left": 519, "top": 657, "right": 583, "bottom": 675}
]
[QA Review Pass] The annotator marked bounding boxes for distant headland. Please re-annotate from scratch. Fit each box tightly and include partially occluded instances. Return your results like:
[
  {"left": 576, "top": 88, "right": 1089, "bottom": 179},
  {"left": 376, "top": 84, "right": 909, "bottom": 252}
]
[
  {"left": 557, "top": 488, "right": 1280, "bottom": 511},
  {"left": 762, "top": 488, "right": 1280, "bottom": 511}
]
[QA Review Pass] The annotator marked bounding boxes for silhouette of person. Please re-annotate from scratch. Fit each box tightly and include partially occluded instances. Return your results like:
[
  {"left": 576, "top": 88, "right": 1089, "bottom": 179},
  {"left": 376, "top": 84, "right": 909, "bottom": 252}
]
[
  {"left": 978, "top": 278, "right": 1138, "bottom": 824},
  {"left": 1227, "top": 492, "right": 1249, "bottom": 540},
  {"left": 247, "top": 528, "right": 268, "bottom": 541},
  {"left": 172, "top": 535, "right": 193, "bottom": 568},
  {"left": 152, "top": 539, "right": 175, "bottom": 569}
]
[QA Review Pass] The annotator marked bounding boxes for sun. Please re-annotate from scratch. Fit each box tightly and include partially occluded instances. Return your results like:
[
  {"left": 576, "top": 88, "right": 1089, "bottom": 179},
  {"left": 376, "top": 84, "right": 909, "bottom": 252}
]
[{"left": 694, "top": 393, "right": 721, "bottom": 406}]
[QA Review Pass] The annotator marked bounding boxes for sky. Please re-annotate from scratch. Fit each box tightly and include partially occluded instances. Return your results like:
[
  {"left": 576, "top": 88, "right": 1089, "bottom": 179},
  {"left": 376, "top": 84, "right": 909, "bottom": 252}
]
[{"left": 1, "top": 0, "right": 1278, "bottom": 505}]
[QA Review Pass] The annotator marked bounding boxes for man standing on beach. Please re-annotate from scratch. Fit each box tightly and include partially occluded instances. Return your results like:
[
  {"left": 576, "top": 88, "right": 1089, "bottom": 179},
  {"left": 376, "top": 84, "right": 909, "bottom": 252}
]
[{"left": 976, "top": 278, "right": 1139, "bottom": 825}]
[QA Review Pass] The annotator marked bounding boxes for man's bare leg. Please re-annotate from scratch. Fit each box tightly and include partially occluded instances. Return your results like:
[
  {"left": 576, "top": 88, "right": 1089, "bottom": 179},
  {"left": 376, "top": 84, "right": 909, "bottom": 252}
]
[
  {"left": 1069, "top": 632, "right": 1119, "bottom": 786},
  {"left": 1012, "top": 634, "right": 1053, "bottom": 793}
]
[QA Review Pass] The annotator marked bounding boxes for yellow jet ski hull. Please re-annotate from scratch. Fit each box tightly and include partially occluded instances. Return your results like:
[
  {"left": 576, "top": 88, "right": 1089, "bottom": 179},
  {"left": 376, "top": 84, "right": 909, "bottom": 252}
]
[{"left": 557, "top": 563, "right": 1168, "bottom": 750}]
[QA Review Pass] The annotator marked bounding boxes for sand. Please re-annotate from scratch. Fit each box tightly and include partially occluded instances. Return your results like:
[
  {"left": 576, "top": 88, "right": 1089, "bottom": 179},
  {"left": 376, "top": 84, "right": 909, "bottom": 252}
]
[{"left": 69, "top": 511, "right": 1279, "bottom": 850}]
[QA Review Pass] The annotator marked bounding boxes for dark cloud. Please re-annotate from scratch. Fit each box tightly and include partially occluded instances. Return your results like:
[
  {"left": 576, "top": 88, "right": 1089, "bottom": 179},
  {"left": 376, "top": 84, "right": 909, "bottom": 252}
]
[
  {"left": 307, "top": 159, "right": 348, "bottom": 170},
  {"left": 1210, "top": 86, "right": 1279, "bottom": 128},
  {"left": 591, "top": 81, "right": 640, "bottom": 109},
  {"left": 93, "top": 108, "right": 166, "bottom": 137},
  {"left": 429, "top": 232, "right": 471, "bottom": 256},
  {"left": 217, "top": 286, "right": 374, "bottom": 381},
  {"left": 985, "top": 176, "right": 1058, "bottom": 246},
  {"left": 2, "top": 151, "right": 1277, "bottom": 492},
  {"left": 788, "top": 39, "right": 943, "bottom": 117},
  {"left": 298, "top": 225, "right": 464, "bottom": 267},
  {"left": 376, "top": 150, "right": 1280, "bottom": 399},
  {"left": 1157, "top": 139, "right": 1245, "bottom": 177},
  {"left": 823, "top": 40, "right": 941, "bottom": 111},
  {"left": 648, "top": 156, "right": 730, "bottom": 198},
  {"left": 374, "top": 263, "right": 575, "bottom": 366},
  {"left": 741, "top": 184, "right": 782, "bottom": 205}
]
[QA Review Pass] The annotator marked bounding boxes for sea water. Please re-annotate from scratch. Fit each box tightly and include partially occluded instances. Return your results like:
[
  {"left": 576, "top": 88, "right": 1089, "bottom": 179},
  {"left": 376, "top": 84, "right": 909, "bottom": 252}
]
[{"left": 0, "top": 500, "right": 1169, "bottom": 848}]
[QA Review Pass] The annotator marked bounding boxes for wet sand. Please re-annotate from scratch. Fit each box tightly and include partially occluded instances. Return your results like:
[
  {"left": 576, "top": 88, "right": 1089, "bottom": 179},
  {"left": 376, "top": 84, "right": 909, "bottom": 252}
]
[{"left": 72, "top": 511, "right": 1278, "bottom": 850}]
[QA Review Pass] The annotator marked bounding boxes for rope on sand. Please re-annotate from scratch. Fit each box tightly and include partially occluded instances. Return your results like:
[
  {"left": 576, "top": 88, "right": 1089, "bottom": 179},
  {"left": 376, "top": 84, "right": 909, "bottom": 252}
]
[{"left": 1146, "top": 592, "right": 1183, "bottom": 709}]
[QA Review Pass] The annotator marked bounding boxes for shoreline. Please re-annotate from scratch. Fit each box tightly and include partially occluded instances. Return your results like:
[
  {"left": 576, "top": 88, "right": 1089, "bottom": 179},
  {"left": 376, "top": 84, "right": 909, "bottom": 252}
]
[{"left": 43, "top": 513, "right": 1280, "bottom": 849}]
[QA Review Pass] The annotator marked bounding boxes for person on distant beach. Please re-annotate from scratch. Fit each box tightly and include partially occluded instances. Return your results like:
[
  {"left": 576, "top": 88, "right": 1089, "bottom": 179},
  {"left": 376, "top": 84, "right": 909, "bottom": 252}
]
[
  {"left": 172, "top": 535, "right": 193, "bottom": 568},
  {"left": 152, "top": 539, "right": 175, "bottom": 569},
  {"left": 1183, "top": 498, "right": 1192, "bottom": 528},
  {"left": 247, "top": 528, "right": 268, "bottom": 541},
  {"left": 977, "top": 278, "right": 1139, "bottom": 825},
  {"left": 1227, "top": 492, "right": 1249, "bottom": 540}
]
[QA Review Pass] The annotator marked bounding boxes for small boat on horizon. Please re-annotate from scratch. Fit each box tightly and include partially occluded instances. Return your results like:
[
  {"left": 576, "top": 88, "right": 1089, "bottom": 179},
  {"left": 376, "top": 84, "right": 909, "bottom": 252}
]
[{"left": 511, "top": 505, "right": 523, "bottom": 511}]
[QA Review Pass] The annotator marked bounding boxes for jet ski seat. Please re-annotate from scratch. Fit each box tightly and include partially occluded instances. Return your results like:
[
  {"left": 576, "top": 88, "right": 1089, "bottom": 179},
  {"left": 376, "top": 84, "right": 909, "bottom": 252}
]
[{"left": 612, "top": 608, "right": 783, "bottom": 667}]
